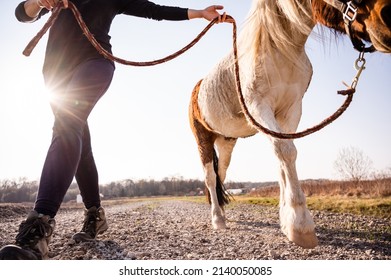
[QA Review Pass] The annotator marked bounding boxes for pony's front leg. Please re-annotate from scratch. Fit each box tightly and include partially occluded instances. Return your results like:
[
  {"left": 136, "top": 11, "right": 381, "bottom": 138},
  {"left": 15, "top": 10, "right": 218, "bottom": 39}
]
[
  {"left": 254, "top": 103, "right": 318, "bottom": 248},
  {"left": 272, "top": 138, "right": 318, "bottom": 249}
]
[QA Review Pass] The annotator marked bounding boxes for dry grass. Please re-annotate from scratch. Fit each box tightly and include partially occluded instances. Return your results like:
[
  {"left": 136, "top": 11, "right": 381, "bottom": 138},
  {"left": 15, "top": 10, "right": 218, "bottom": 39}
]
[
  {"left": 249, "top": 178, "right": 391, "bottom": 198},
  {"left": 245, "top": 178, "right": 391, "bottom": 219}
]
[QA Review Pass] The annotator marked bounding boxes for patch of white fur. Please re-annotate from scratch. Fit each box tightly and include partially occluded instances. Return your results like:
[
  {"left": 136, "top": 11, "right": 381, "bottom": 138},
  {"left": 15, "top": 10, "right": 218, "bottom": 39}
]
[
  {"left": 204, "top": 162, "right": 226, "bottom": 229},
  {"left": 280, "top": 201, "right": 316, "bottom": 235}
]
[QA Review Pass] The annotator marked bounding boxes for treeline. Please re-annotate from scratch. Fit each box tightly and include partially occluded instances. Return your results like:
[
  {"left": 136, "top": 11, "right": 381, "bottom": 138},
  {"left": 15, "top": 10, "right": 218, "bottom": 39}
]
[
  {"left": 0, "top": 177, "right": 251, "bottom": 203},
  {"left": 0, "top": 177, "right": 256, "bottom": 203},
  {"left": 3, "top": 176, "right": 390, "bottom": 204},
  {"left": 0, "top": 179, "right": 38, "bottom": 203},
  {"left": 99, "top": 178, "right": 205, "bottom": 199}
]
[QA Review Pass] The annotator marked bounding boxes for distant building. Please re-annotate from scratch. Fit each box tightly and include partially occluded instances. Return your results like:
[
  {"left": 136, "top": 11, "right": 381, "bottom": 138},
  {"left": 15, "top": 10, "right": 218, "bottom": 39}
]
[
  {"left": 227, "top": 189, "right": 243, "bottom": 195},
  {"left": 77, "top": 193, "right": 103, "bottom": 203}
]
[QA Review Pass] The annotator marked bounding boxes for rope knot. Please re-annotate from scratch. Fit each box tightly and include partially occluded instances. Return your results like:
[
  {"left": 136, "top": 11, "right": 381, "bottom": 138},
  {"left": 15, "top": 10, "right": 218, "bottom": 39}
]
[
  {"left": 215, "top": 13, "right": 235, "bottom": 24},
  {"left": 337, "top": 88, "right": 356, "bottom": 96}
]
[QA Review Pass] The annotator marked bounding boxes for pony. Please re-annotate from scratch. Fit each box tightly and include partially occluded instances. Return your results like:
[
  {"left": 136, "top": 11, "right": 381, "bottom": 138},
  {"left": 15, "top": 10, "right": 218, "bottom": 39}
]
[{"left": 189, "top": 0, "right": 391, "bottom": 249}]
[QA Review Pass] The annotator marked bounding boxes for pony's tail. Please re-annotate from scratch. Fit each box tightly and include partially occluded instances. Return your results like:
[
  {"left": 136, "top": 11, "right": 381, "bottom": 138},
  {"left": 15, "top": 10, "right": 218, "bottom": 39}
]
[{"left": 205, "top": 148, "right": 233, "bottom": 207}]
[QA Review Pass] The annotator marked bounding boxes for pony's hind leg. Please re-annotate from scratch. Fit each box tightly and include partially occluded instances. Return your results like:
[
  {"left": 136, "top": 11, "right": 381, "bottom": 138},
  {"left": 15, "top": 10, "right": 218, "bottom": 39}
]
[
  {"left": 214, "top": 136, "right": 237, "bottom": 219},
  {"left": 189, "top": 82, "right": 231, "bottom": 229},
  {"left": 190, "top": 124, "right": 227, "bottom": 229},
  {"left": 215, "top": 136, "right": 237, "bottom": 184}
]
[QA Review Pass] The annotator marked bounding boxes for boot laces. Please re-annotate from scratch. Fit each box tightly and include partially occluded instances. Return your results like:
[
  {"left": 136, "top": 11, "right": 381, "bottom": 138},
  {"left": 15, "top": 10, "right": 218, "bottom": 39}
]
[
  {"left": 82, "top": 211, "right": 98, "bottom": 237},
  {"left": 16, "top": 216, "right": 53, "bottom": 247}
]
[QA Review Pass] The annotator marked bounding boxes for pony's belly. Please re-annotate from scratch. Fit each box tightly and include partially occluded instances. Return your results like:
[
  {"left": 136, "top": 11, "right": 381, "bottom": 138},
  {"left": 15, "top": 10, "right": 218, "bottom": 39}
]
[
  {"left": 198, "top": 88, "right": 257, "bottom": 138},
  {"left": 205, "top": 113, "right": 257, "bottom": 138}
]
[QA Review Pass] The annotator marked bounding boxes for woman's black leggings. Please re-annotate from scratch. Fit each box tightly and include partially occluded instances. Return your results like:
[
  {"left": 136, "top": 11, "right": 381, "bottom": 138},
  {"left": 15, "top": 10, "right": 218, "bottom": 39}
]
[{"left": 35, "top": 59, "right": 115, "bottom": 218}]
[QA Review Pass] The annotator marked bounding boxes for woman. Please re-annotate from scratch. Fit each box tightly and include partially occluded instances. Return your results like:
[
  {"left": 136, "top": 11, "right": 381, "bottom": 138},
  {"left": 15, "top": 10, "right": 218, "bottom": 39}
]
[{"left": 0, "top": 0, "right": 225, "bottom": 260}]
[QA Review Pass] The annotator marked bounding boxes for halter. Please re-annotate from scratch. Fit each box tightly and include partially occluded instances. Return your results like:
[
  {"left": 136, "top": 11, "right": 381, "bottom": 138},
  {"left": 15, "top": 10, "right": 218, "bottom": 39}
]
[{"left": 322, "top": 0, "right": 376, "bottom": 52}]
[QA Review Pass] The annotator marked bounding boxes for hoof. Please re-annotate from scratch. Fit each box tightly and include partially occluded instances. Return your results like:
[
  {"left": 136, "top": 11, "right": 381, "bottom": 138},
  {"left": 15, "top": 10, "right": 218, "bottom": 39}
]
[
  {"left": 0, "top": 245, "right": 39, "bottom": 260},
  {"left": 212, "top": 220, "right": 227, "bottom": 230},
  {"left": 288, "top": 229, "right": 318, "bottom": 249}
]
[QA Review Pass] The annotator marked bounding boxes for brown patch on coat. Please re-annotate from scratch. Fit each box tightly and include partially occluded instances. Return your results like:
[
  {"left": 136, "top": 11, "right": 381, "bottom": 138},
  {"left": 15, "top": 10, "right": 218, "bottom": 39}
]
[{"left": 188, "top": 80, "right": 217, "bottom": 165}]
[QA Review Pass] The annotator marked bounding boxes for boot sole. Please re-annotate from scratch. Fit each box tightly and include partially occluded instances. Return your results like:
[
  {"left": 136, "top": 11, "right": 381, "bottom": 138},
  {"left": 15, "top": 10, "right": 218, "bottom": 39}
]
[{"left": 0, "top": 245, "right": 39, "bottom": 260}]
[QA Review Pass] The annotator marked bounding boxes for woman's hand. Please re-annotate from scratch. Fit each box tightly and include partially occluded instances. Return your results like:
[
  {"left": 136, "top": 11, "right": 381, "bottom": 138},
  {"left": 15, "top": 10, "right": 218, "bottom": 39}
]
[
  {"left": 188, "top": 5, "right": 232, "bottom": 22},
  {"left": 24, "top": 0, "right": 68, "bottom": 19},
  {"left": 200, "top": 5, "right": 224, "bottom": 21},
  {"left": 36, "top": 0, "right": 68, "bottom": 10}
]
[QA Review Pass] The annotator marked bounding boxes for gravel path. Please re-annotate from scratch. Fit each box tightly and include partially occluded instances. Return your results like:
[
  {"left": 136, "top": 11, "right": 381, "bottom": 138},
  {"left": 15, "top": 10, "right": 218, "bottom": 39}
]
[{"left": 0, "top": 199, "right": 390, "bottom": 260}]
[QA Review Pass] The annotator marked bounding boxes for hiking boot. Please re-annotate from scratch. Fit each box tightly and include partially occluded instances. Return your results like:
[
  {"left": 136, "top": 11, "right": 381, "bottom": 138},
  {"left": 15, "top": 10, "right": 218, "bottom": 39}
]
[
  {"left": 0, "top": 211, "right": 55, "bottom": 260},
  {"left": 72, "top": 206, "right": 108, "bottom": 242}
]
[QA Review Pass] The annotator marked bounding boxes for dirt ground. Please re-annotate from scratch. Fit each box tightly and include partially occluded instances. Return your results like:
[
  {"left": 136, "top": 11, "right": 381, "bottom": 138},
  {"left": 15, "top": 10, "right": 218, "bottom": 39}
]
[{"left": 0, "top": 199, "right": 390, "bottom": 260}]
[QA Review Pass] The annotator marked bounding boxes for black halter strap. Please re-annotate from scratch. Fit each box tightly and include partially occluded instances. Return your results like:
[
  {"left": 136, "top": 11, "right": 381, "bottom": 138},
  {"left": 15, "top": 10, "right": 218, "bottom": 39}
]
[{"left": 322, "top": 0, "right": 376, "bottom": 53}]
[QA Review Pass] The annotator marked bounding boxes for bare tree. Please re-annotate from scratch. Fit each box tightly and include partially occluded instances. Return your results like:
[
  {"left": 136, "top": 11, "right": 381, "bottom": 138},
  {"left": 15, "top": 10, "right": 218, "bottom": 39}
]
[{"left": 333, "top": 146, "right": 373, "bottom": 182}]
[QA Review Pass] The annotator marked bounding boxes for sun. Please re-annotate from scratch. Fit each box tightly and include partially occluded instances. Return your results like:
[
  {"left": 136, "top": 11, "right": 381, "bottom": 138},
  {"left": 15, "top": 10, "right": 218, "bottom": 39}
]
[{"left": 0, "top": 55, "right": 53, "bottom": 181}]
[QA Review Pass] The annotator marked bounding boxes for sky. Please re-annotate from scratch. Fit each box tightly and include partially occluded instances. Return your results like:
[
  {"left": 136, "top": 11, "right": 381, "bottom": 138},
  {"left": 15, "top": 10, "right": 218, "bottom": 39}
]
[{"left": 0, "top": 0, "right": 390, "bottom": 185}]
